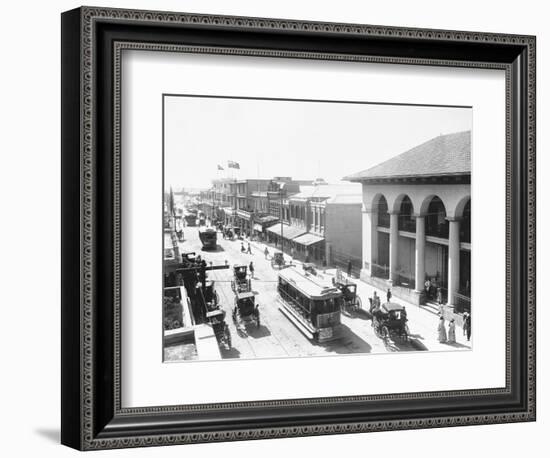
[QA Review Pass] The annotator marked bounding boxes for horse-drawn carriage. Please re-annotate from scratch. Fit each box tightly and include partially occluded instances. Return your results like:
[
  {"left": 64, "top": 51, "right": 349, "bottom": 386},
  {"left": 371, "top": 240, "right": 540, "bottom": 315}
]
[
  {"left": 333, "top": 272, "right": 362, "bottom": 315},
  {"left": 202, "top": 279, "right": 220, "bottom": 308},
  {"left": 371, "top": 302, "right": 409, "bottom": 341},
  {"left": 205, "top": 308, "right": 231, "bottom": 350},
  {"left": 232, "top": 291, "right": 260, "bottom": 332},
  {"left": 271, "top": 251, "right": 286, "bottom": 269},
  {"left": 231, "top": 264, "right": 251, "bottom": 293}
]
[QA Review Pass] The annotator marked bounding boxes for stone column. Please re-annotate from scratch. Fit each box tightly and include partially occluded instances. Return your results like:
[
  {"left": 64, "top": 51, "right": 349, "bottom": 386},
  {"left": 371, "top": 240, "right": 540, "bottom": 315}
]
[
  {"left": 325, "top": 241, "right": 332, "bottom": 266},
  {"left": 447, "top": 218, "right": 461, "bottom": 306},
  {"left": 360, "top": 208, "right": 377, "bottom": 280},
  {"left": 414, "top": 215, "right": 426, "bottom": 292},
  {"left": 389, "top": 211, "right": 399, "bottom": 283}
]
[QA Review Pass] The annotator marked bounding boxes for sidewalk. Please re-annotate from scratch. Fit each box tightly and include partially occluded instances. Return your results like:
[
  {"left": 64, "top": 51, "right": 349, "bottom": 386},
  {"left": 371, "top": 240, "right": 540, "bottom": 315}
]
[{"left": 247, "top": 235, "right": 471, "bottom": 353}]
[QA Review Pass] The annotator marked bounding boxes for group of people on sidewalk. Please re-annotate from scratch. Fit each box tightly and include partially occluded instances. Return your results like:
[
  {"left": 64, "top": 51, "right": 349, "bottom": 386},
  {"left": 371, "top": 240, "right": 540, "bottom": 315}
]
[{"left": 438, "top": 311, "right": 471, "bottom": 344}]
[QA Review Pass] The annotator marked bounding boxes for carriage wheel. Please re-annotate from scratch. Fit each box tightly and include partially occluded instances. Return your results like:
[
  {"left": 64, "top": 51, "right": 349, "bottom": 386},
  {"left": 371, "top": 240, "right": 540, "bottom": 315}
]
[
  {"left": 381, "top": 326, "right": 390, "bottom": 340},
  {"left": 256, "top": 311, "right": 261, "bottom": 328},
  {"left": 355, "top": 296, "right": 362, "bottom": 310},
  {"left": 231, "top": 281, "right": 235, "bottom": 292},
  {"left": 232, "top": 307, "right": 237, "bottom": 324},
  {"left": 215, "top": 291, "right": 220, "bottom": 305}
]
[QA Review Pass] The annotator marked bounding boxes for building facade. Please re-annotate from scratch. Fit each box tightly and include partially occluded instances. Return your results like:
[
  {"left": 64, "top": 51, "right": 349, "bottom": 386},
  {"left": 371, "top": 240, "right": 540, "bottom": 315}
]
[
  {"left": 345, "top": 131, "right": 471, "bottom": 312},
  {"left": 266, "top": 183, "right": 362, "bottom": 271}
]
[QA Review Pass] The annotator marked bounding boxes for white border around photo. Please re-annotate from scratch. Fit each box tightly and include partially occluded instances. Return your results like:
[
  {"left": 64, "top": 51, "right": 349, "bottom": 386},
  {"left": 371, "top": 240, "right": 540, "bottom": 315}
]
[{"left": 121, "top": 50, "right": 506, "bottom": 408}]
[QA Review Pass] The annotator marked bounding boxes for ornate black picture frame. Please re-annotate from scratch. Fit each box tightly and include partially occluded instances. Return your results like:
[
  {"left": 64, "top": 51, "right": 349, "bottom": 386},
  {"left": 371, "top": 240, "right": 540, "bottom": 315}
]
[{"left": 61, "top": 6, "right": 536, "bottom": 451}]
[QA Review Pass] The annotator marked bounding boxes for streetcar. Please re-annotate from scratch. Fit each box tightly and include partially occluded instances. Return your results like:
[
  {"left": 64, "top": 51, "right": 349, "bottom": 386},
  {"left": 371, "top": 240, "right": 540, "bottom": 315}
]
[
  {"left": 277, "top": 266, "right": 343, "bottom": 343},
  {"left": 198, "top": 227, "right": 217, "bottom": 250},
  {"left": 183, "top": 212, "right": 197, "bottom": 227}
]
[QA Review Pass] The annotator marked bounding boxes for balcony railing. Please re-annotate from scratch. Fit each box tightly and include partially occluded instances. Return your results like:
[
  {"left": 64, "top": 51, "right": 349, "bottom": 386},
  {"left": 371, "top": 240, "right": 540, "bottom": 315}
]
[{"left": 452, "top": 292, "right": 471, "bottom": 313}]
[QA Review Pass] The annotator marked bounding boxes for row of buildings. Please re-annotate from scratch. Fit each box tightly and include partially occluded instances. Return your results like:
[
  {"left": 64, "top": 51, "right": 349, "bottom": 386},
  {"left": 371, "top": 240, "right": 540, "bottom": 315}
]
[
  {"left": 195, "top": 130, "right": 472, "bottom": 314},
  {"left": 199, "top": 177, "right": 364, "bottom": 274}
]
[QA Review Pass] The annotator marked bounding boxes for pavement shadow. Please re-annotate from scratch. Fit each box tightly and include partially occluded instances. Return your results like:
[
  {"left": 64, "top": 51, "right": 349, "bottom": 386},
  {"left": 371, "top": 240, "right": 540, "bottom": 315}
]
[
  {"left": 346, "top": 308, "right": 372, "bottom": 321},
  {"left": 221, "top": 346, "right": 242, "bottom": 359},
  {"left": 202, "top": 245, "right": 225, "bottom": 252},
  {"left": 382, "top": 336, "right": 421, "bottom": 352},
  {"left": 408, "top": 333, "right": 425, "bottom": 340},
  {"left": 322, "top": 324, "right": 372, "bottom": 354},
  {"left": 247, "top": 324, "right": 272, "bottom": 339},
  {"left": 442, "top": 341, "right": 471, "bottom": 349},
  {"left": 408, "top": 339, "right": 429, "bottom": 351}
]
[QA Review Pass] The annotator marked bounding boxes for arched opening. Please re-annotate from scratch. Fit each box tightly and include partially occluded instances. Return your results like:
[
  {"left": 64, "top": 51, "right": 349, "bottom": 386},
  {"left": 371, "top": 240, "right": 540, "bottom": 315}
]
[
  {"left": 394, "top": 195, "right": 415, "bottom": 288},
  {"left": 460, "top": 200, "right": 471, "bottom": 243},
  {"left": 398, "top": 195, "right": 415, "bottom": 232},
  {"left": 423, "top": 196, "right": 448, "bottom": 302},
  {"left": 377, "top": 195, "right": 390, "bottom": 228},
  {"left": 426, "top": 196, "right": 449, "bottom": 238}
]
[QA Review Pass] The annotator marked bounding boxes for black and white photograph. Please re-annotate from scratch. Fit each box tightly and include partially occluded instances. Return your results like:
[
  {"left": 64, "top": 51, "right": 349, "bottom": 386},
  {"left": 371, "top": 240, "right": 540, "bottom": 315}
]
[{"left": 163, "top": 95, "right": 473, "bottom": 362}]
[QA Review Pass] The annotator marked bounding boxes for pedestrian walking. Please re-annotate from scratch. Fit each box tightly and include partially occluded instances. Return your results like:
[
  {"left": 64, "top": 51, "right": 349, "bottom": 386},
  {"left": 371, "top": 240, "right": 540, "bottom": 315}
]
[
  {"left": 371, "top": 291, "right": 380, "bottom": 312},
  {"left": 290, "top": 246, "right": 295, "bottom": 259},
  {"left": 241, "top": 242, "right": 245, "bottom": 253},
  {"left": 347, "top": 259, "right": 353, "bottom": 278},
  {"left": 249, "top": 261, "right": 255, "bottom": 279},
  {"left": 448, "top": 319, "right": 456, "bottom": 343},
  {"left": 438, "top": 316, "right": 447, "bottom": 343},
  {"left": 264, "top": 247, "right": 269, "bottom": 260},
  {"left": 463, "top": 312, "right": 472, "bottom": 341},
  {"left": 386, "top": 288, "right": 392, "bottom": 303},
  {"left": 247, "top": 242, "right": 252, "bottom": 254}
]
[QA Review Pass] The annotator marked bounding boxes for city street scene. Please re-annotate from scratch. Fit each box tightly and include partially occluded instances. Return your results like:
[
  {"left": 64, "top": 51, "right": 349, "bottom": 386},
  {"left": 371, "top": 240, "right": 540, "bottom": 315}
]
[{"left": 163, "top": 95, "right": 473, "bottom": 362}]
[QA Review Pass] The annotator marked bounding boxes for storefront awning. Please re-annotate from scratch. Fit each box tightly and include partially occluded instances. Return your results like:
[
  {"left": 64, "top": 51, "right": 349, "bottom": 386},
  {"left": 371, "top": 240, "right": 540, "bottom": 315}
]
[
  {"left": 253, "top": 223, "right": 263, "bottom": 232},
  {"left": 292, "top": 233, "right": 325, "bottom": 246},
  {"left": 266, "top": 224, "right": 307, "bottom": 240},
  {"left": 236, "top": 210, "right": 252, "bottom": 220},
  {"left": 255, "top": 215, "right": 279, "bottom": 225},
  {"left": 223, "top": 208, "right": 235, "bottom": 216}
]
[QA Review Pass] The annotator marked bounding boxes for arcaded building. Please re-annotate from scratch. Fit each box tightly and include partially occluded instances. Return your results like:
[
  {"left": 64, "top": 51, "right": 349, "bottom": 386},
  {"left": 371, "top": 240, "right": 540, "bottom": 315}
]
[{"left": 345, "top": 131, "right": 471, "bottom": 312}]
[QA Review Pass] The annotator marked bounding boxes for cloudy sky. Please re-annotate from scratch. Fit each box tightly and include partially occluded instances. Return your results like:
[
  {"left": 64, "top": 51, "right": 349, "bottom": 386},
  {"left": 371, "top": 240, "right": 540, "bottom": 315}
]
[{"left": 164, "top": 95, "right": 472, "bottom": 190}]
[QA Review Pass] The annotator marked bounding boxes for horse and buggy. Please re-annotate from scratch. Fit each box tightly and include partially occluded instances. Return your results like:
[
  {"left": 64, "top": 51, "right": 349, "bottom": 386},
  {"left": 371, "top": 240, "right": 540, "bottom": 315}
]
[
  {"left": 270, "top": 251, "right": 287, "bottom": 269},
  {"left": 332, "top": 271, "right": 362, "bottom": 315},
  {"left": 371, "top": 302, "right": 409, "bottom": 341},
  {"left": 231, "top": 264, "right": 251, "bottom": 293},
  {"left": 201, "top": 279, "right": 231, "bottom": 350},
  {"left": 229, "top": 264, "right": 260, "bottom": 334}
]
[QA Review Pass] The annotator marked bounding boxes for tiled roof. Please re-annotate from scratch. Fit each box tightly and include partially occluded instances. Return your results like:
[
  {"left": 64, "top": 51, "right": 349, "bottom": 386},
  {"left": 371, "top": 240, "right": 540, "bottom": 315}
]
[{"left": 344, "top": 131, "right": 471, "bottom": 182}]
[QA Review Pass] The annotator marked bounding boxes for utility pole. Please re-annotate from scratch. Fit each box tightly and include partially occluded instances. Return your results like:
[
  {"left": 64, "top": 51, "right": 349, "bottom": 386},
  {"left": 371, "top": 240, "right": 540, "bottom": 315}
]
[{"left": 280, "top": 188, "right": 284, "bottom": 254}]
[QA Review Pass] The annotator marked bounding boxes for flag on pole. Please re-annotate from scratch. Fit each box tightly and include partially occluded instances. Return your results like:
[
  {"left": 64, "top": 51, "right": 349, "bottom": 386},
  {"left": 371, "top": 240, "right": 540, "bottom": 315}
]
[
  {"left": 227, "top": 160, "right": 240, "bottom": 169},
  {"left": 217, "top": 164, "right": 224, "bottom": 170}
]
